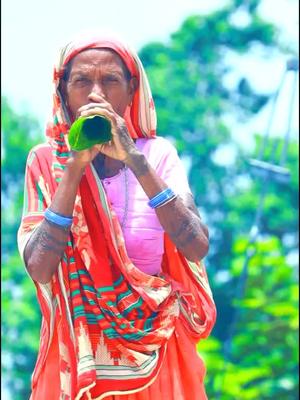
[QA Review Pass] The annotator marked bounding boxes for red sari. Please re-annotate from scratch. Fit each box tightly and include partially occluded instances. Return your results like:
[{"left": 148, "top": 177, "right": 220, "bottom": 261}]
[{"left": 18, "top": 35, "right": 216, "bottom": 400}]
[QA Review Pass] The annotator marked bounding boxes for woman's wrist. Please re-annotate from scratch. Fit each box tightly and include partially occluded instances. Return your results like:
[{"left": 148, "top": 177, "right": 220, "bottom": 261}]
[
  {"left": 48, "top": 157, "right": 86, "bottom": 218},
  {"left": 66, "top": 157, "right": 87, "bottom": 175}
]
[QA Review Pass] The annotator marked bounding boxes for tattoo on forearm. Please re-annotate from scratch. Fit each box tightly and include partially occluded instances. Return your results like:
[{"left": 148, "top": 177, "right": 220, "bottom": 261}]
[
  {"left": 127, "top": 152, "right": 149, "bottom": 177},
  {"left": 169, "top": 217, "right": 200, "bottom": 248},
  {"left": 182, "top": 193, "right": 201, "bottom": 219},
  {"left": 44, "top": 218, "right": 71, "bottom": 232},
  {"left": 31, "top": 224, "right": 68, "bottom": 257},
  {"left": 132, "top": 155, "right": 149, "bottom": 177}
]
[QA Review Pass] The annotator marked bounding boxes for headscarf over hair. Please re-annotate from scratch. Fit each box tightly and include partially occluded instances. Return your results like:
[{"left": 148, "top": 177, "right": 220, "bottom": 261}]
[{"left": 46, "top": 34, "right": 157, "bottom": 144}]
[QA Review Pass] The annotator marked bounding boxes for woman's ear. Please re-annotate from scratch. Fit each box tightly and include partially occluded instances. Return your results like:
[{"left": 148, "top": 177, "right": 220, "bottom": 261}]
[
  {"left": 57, "top": 79, "right": 74, "bottom": 122},
  {"left": 128, "top": 76, "right": 138, "bottom": 101},
  {"left": 58, "top": 79, "right": 68, "bottom": 105}
]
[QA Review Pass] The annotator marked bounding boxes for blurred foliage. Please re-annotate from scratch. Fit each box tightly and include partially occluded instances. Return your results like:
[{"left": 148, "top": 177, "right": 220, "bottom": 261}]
[
  {"left": 1, "top": 97, "right": 42, "bottom": 256},
  {"left": 2, "top": 252, "right": 41, "bottom": 399},
  {"left": 198, "top": 235, "right": 299, "bottom": 399},
  {"left": 1, "top": 97, "right": 43, "bottom": 398},
  {"left": 1, "top": 0, "right": 298, "bottom": 399}
]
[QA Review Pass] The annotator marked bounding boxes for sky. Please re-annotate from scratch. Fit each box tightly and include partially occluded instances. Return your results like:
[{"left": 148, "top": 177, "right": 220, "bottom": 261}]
[{"left": 1, "top": 0, "right": 299, "bottom": 153}]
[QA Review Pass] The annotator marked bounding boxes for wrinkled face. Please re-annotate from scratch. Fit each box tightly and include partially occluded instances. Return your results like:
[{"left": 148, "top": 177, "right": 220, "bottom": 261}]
[{"left": 61, "top": 48, "right": 136, "bottom": 122}]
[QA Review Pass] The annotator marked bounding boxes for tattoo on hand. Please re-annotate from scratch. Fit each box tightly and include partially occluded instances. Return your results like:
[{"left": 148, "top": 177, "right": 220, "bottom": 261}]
[{"left": 119, "top": 124, "right": 134, "bottom": 148}]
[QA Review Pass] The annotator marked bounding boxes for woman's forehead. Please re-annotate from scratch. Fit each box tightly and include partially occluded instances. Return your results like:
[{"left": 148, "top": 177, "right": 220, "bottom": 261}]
[{"left": 70, "top": 48, "right": 125, "bottom": 72}]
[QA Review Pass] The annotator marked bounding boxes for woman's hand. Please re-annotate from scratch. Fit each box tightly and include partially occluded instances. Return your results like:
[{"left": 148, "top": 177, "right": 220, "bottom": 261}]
[
  {"left": 77, "top": 92, "right": 138, "bottom": 163},
  {"left": 68, "top": 145, "right": 101, "bottom": 169}
]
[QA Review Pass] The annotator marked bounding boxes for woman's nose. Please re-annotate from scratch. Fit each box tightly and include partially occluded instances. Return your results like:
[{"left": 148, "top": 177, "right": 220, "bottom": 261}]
[{"left": 88, "top": 81, "right": 105, "bottom": 99}]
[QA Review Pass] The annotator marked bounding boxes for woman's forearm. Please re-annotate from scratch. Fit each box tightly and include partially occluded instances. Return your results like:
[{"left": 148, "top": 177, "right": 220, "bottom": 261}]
[
  {"left": 24, "top": 160, "right": 86, "bottom": 284},
  {"left": 124, "top": 152, "right": 209, "bottom": 262}
]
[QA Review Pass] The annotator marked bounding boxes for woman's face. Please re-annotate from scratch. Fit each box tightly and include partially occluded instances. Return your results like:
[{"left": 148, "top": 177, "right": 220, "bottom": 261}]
[{"left": 62, "top": 48, "right": 136, "bottom": 122}]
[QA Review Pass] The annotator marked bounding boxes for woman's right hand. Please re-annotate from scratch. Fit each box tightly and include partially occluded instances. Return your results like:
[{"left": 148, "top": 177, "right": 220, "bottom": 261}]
[{"left": 68, "top": 145, "right": 100, "bottom": 169}]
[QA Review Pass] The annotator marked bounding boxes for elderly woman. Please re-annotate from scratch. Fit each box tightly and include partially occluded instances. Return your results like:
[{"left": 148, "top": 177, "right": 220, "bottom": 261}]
[{"left": 18, "top": 34, "right": 216, "bottom": 400}]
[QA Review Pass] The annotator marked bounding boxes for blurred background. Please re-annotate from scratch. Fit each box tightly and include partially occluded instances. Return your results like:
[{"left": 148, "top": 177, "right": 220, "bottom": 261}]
[{"left": 1, "top": 0, "right": 299, "bottom": 399}]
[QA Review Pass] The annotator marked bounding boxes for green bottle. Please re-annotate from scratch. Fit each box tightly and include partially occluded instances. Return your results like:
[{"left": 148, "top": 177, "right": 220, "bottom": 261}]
[{"left": 68, "top": 115, "right": 112, "bottom": 151}]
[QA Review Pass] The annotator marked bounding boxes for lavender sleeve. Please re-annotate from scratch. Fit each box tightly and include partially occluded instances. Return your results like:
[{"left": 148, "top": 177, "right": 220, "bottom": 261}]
[{"left": 149, "top": 137, "right": 192, "bottom": 196}]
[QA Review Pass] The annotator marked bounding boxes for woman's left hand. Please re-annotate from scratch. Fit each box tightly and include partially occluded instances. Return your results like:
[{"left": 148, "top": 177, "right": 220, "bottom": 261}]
[{"left": 77, "top": 92, "right": 138, "bottom": 162}]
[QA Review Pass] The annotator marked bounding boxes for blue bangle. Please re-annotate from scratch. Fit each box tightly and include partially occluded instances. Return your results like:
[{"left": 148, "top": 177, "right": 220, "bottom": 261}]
[
  {"left": 44, "top": 208, "right": 73, "bottom": 228},
  {"left": 148, "top": 188, "right": 176, "bottom": 209},
  {"left": 155, "top": 194, "right": 177, "bottom": 208}
]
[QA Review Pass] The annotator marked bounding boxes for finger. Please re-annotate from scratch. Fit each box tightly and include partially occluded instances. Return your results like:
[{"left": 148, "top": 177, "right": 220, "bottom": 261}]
[
  {"left": 95, "top": 143, "right": 110, "bottom": 155},
  {"left": 80, "top": 107, "right": 116, "bottom": 123},
  {"left": 91, "top": 144, "right": 100, "bottom": 151},
  {"left": 78, "top": 103, "right": 114, "bottom": 117},
  {"left": 77, "top": 104, "right": 113, "bottom": 118},
  {"left": 78, "top": 100, "right": 109, "bottom": 112},
  {"left": 78, "top": 97, "right": 115, "bottom": 113}
]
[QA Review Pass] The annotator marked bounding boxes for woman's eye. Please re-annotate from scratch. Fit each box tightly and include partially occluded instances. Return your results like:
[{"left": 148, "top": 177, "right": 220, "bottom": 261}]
[
  {"left": 103, "top": 76, "right": 119, "bottom": 84},
  {"left": 73, "top": 77, "right": 90, "bottom": 86}
]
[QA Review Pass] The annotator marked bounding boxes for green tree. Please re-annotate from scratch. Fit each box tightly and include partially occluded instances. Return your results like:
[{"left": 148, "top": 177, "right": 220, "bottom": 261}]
[
  {"left": 198, "top": 235, "right": 299, "bottom": 399},
  {"left": 139, "top": 0, "right": 298, "bottom": 339},
  {"left": 139, "top": 0, "right": 289, "bottom": 271},
  {"left": 2, "top": 97, "right": 42, "bottom": 257},
  {"left": 1, "top": 96, "right": 43, "bottom": 399}
]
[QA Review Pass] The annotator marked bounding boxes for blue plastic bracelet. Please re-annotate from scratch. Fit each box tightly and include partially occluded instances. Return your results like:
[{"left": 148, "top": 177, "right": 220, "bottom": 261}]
[
  {"left": 148, "top": 188, "right": 176, "bottom": 209},
  {"left": 44, "top": 208, "right": 73, "bottom": 228},
  {"left": 148, "top": 188, "right": 174, "bottom": 208},
  {"left": 155, "top": 194, "right": 177, "bottom": 208},
  {"left": 149, "top": 188, "right": 173, "bottom": 204}
]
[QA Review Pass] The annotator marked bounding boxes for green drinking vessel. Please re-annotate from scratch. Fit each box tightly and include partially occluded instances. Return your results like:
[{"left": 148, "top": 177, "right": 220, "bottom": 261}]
[{"left": 68, "top": 115, "right": 112, "bottom": 151}]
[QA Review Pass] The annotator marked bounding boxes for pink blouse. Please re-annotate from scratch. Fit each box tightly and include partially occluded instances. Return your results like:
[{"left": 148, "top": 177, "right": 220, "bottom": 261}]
[{"left": 101, "top": 136, "right": 192, "bottom": 275}]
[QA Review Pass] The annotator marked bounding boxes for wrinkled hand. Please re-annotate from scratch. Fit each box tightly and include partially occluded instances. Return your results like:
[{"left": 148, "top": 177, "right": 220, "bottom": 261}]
[
  {"left": 77, "top": 93, "right": 138, "bottom": 163},
  {"left": 69, "top": 145, "right": 101, "bottom": 168}
]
